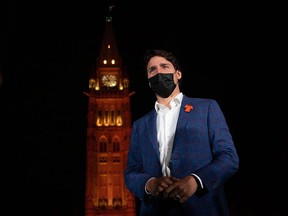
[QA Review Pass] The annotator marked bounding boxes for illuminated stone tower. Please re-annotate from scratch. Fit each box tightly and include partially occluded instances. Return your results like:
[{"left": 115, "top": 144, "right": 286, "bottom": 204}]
[{"left": 84, "top": 13, "right": 136, "bottom": 216}]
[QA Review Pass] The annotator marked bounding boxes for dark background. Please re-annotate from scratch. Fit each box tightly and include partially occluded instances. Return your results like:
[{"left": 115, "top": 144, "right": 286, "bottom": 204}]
[{"left": 1, "top": 1, "right": 287, "bottom": 215}]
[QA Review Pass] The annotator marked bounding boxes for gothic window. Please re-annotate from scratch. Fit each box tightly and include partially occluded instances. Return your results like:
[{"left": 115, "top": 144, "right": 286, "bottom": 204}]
[
  {"left": 112, "top": 139, "right": 120, "bottom": 152},
  {"left": 116, "top": 110, "right": 122, "bottom": 126},
  {"left": 104, "top": 110, "right": 109, "bottom": 126},
  {"left": 96, "top": 110, "right": 102, "bottom": 126},
  {"left": 99, "top": 138, "right": 107, "bottom": 152},
  {"left": 110, "top": 110, "right": 115, "bottom": 126}
]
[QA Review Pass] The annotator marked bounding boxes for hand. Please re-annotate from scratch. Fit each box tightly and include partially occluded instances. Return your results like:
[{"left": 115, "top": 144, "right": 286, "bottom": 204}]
[
  {"left": 162, "top": 175, "right": 198, "bottom": 203},
  {"left": 146, "top": 176, "right": 175, "bottom": 197}
]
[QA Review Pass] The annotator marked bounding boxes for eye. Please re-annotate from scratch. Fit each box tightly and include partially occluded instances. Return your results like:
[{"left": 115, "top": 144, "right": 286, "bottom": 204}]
[{"left": 147, "top": 67, "right": 156, "bottom": 74}]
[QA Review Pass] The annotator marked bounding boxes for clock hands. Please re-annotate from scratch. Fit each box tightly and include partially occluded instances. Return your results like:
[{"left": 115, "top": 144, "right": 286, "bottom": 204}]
[
  {"left": 105, "top": 75, "right": 110, "bottom": 82},
  {"left": 102, "top": 75, "right": 117, "bottom": 87}
]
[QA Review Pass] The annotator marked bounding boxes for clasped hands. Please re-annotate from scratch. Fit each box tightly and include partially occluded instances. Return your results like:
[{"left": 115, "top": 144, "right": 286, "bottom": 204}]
[{"left": 146, "top": 175, "right": 198, "bottom": 203}]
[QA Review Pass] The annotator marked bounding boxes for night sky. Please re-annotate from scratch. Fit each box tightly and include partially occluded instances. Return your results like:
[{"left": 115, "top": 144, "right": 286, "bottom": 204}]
[{"left": 1, "top": 1, "right": 287, "bottom": 216}]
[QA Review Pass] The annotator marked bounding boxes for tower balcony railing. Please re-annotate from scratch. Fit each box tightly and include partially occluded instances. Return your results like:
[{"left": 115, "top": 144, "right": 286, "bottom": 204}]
[{"left": 90, "top": 88, "right": 129, "bottom": 98}]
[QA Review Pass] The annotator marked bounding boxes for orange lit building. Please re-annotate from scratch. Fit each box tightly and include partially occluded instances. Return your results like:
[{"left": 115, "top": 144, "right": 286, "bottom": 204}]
[{"left": 84, "top": 14, "right": 136, "bottom": 216}]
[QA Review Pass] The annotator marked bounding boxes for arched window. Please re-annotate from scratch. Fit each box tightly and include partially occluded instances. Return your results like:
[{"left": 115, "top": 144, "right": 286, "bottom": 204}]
[
  {"left": 99, "top": 138, "right": 107, "bottom": 152},
  {"left": 112, "top": 138, "right": 120, "bottom": 152}
]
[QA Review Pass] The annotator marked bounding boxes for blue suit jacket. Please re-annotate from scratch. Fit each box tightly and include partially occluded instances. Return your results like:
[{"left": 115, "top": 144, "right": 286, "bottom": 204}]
[{"left": 125, "top": 95, "right": 239, "bottom": 216}]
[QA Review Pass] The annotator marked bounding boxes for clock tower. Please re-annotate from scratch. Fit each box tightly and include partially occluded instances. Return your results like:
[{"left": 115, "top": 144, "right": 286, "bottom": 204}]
[{"left": 84, "top": 14, "right": 136, "bottom": 216}]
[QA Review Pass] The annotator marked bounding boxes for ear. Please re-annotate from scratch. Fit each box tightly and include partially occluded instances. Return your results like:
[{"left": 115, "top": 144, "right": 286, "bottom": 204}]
[{"left": 176, "top": 70, "right": 182, "bottom": 79}]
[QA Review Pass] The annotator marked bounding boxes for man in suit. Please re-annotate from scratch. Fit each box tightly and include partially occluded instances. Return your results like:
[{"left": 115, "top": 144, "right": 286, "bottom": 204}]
[{"left": 125, "top": 49, "right": 239, "bottom": 216}]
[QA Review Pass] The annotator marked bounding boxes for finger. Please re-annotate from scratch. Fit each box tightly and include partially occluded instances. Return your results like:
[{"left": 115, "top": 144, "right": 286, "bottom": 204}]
[
  {"left": 163, "top": 185, "right": 178, "bottom": 199},
  {"left": 179, "top": 194, "right": 188, "bottom": 203},
  {"left": 170, "top": 176, "right": 180, "bottom": 182},
  {"left": 162, "top": 177, "right": 175, "bottom": 185}
]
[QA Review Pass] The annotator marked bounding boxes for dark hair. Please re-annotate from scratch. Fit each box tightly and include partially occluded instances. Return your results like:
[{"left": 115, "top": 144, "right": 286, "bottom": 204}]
[
  {"left": 144, "top": 49, "right": 182, "bottom": 84},
  {"left": 144, "top": 49, "right": 182, "bottom": 71}
]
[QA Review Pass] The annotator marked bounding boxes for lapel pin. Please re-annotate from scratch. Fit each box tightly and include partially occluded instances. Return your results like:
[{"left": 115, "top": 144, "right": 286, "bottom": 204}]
[{"left": 184, "top": 104, "right": 193, "bottom": 113}]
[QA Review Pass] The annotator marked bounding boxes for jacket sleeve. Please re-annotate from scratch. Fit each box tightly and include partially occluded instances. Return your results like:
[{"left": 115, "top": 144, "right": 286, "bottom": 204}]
[
  {"left": 193, "top": 99, "right": 239, "bottom": 192},
  {"left": 124, "top": 121, "right": 153, "bottom": 200}
]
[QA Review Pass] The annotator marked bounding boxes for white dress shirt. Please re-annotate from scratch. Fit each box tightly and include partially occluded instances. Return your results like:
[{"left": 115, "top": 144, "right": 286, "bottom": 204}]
[{"left": 155, "top": 93, "right": 183, "bottom": 176}]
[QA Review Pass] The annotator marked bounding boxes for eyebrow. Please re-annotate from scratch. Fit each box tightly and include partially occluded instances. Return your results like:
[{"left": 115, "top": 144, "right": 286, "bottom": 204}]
[
  {"left": 159, "top": 63, "right": 172, "bottom": 67},
  {"left": 147, "top": 63, "right": 172, "bottom": 72}
]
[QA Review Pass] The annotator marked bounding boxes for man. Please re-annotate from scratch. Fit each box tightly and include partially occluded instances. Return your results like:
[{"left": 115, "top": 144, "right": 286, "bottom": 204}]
[{"left": 125, "top": 49, "right": 239, "bottom": 216}]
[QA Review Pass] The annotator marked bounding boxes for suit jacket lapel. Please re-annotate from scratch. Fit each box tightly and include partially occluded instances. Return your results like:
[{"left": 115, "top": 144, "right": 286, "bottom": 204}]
[
  {"left": 177, "top": 96, "right": 191, "bottom": 128},
  {"left": 174, "top": 96, "right": 193, "bottom": 146}
]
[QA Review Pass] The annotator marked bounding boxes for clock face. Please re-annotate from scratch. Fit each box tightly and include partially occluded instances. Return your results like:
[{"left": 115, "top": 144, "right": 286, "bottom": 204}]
[{"left": 101, "top": 74, "right": 117, "bottom": 87}]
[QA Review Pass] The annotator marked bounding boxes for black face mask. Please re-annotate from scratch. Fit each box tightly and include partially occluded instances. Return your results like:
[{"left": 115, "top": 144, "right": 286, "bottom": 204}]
[{"left": 148, "top": 73, "right": 176, "bottom": 98}]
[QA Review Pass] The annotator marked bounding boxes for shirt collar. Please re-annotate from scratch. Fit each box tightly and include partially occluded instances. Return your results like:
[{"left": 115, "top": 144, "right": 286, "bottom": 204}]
[{"left": 154, "top": 92, "right": 183, "bottom": 113}]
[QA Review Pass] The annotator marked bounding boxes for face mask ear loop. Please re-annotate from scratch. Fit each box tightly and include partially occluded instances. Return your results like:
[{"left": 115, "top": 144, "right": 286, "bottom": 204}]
[{"left": 173, "top": 70, "right": 179, "bottom": 85}]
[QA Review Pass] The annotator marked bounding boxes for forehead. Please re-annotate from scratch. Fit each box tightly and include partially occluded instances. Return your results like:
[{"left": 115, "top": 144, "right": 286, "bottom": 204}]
[{"left": 147, "top": 56, "right": 171, "bottom": 68}]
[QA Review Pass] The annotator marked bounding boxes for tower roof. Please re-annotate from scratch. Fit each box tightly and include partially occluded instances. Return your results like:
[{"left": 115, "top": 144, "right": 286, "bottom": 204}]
[{"left": 97, "top": 15, "right": 121, "bottom": 68}]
